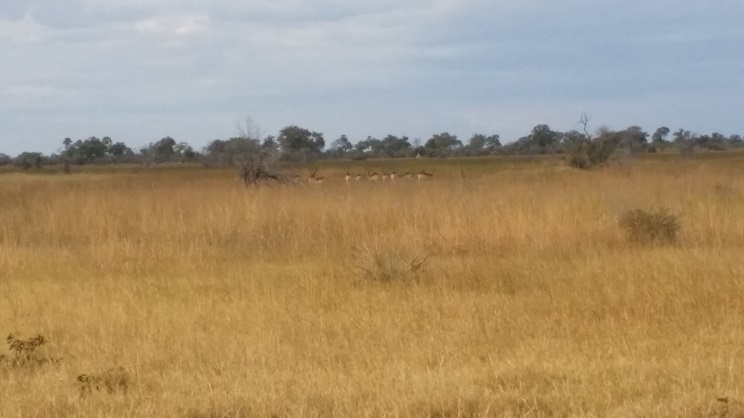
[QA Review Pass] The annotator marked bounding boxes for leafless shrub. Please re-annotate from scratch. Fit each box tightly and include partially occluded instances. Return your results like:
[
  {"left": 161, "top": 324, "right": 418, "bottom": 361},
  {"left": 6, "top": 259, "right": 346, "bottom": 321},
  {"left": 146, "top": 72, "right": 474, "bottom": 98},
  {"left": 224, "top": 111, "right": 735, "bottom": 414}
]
[
  {"left": 238, "top": 154, "right": 285, "bottom": 187},
  {"left": 618, "top": 208, "right": 680, "bottom": 244},
  {"left": 1, "top": 333, "right": 61, "bottom": 369},
  {"left": 353, "top": 246, "right": 430, "bottom": 283}
]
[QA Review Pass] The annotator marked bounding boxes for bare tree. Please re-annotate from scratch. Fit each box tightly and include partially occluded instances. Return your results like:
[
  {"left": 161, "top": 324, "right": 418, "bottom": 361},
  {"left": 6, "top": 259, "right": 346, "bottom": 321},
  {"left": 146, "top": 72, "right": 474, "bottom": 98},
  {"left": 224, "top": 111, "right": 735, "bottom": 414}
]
[
  {"left": 232, "top": 117, "right": 291, "bottom": 187},
  {"left": 235, "top": 117, "right": 262, "bottom": 143},
  {"left": 579, "top": 112, "right": 592, "bottom": 140}
]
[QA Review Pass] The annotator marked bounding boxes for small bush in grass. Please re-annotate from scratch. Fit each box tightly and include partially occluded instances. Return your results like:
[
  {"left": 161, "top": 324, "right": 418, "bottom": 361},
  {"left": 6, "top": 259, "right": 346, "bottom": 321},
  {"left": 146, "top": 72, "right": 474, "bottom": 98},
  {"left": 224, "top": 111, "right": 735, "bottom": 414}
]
[
  {"left": 1, "top": 333, "right": 61, "bottom": 369},
  {"left": 567, "top": 137, "right": 617, "bottom": 170},
  {"left": 353, "top": 245, "right": 429, "bottom": 283},
  {"left": 618, "top": 208, "right": 680, "bottom": 244}
]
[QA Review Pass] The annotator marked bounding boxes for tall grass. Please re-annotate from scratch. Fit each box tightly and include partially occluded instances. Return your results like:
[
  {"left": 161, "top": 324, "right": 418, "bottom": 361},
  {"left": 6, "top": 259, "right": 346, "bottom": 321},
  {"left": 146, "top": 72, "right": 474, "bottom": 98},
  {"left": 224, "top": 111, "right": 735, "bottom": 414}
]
[{"left": 1, "top": 154, "right": 744, "bottom": 417}]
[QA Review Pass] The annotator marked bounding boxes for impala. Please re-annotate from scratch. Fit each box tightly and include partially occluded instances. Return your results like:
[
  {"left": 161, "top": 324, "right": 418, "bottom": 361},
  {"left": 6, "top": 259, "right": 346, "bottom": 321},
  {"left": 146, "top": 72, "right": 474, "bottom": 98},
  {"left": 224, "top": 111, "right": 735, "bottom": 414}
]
[
  {"left": 368, "top": 171, "right": 379, "bottom": 181},
  {"left": 345, "top": 172, "right": 351, "bottom": 184},
  {"left": 417, "top": 169, "right": 434, "bottom": 180},
  {"left": 308, "top": 169, "right": 326, "bottom": 184}
]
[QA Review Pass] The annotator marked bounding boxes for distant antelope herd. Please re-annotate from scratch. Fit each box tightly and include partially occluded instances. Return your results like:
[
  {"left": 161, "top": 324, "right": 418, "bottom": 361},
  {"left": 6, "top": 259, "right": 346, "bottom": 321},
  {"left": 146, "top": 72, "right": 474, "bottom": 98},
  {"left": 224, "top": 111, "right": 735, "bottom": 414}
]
[{"left": 303, "top": 169, "right": 434, "bottom": 185}]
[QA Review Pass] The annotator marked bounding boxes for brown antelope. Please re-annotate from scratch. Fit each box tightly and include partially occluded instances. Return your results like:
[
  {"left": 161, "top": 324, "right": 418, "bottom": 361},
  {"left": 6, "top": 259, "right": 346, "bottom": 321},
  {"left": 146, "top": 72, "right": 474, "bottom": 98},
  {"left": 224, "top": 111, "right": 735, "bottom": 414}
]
[
  {"left": 308, "top": 169, "right": 326, "bottom": 184},
  {"left": 389, "top": 171, "right": 397, "bottom": 181},
  {"left": 400, "top": 171, "right": 414, "bottom": 180},
  {"left": 417, "top": 169, "right": 434, "bottom": 180},
  {"left": 355, "top": 173, "right": 362, "bottom": 181},
  {"left": 382, "top": 172, "right": 389, "bottom": 181},
  {"left": 368, "top": 171, "right": 379, "bottom": 181},
  {"left": 345, "top": 172, "right": 351, "bottom": 184}
]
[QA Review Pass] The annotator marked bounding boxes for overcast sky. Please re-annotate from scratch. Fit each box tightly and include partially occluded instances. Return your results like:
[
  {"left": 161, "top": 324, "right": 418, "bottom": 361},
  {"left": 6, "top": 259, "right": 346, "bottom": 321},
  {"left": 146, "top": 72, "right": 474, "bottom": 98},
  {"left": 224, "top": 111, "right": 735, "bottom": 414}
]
[{"left": 1, "top": 0, "right": 743, "bottom": 155}]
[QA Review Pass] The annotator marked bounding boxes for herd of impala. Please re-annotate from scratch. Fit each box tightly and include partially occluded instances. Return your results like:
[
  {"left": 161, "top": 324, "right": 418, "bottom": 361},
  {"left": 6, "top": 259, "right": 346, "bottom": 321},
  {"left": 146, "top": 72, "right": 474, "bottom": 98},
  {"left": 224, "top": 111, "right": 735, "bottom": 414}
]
[{"left": 303, "top": 169, "right": 434, "bottom": 184}]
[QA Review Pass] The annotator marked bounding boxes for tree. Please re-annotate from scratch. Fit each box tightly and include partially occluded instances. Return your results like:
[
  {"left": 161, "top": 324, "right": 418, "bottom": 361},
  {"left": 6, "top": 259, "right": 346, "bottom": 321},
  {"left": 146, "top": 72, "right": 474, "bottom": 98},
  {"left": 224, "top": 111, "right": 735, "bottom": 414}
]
[
  {"left": 201, "top": 117, "right": 286, "bottom": 185},
  {"left": 649, "top": 126, "right": 670, "bottom": 153},
  {"left": 224, "top": 136, "right": 260, "bottom": 156},
  {"left": 329, "top": 135, "right": 353, "bottom": 156},
  {"left": 0, "top": 153, "right": 12, "bottom": 166},
  {"left": 66, "top": 137, "right": 108, "bottom": 164},
  {"left": 107, "top": 142, "right": 132, "bottom": 162},
  {"left": 672, "top": 129, "right": 691, "bottom": 144},
  {"left": 425, "top": 132, "right": 462, "bottom": 156},
  {"left": 505, "top": 125, "right": 562, "bottom": 155},
  {"left": 651, "top": 127, "right": 670, "bottom": 145},
  {"left": 172, "top": 142, "right": 198, "bottom": 162},
  {"left": 231, "top": 118, "right": 285, "bottom": 186},
  {"left": 379, "top": 135, "right": 411, "bottom": 157},
  {"left": 620, "top": 126, "right": 648, "bottom": 155},
  {"left": 355, "top": 136, "right": 381, "bottom": 154},
  {"left": 531, "top": 124, "right": 561, "bottom": 149},
  {"left": 566, "top": 115, "right": 616, "bottom": 169},
  {"left": 203, "top": 139, "right": 227, "bottom": 164},
  {"left": 277, "top": 125, "right": 325, "bottom": 160},
  {"left": 728, "top": 134, "right": 743, "bottom": 148},
  {"left": 699, "top": 132, "right": 728, "bottom": 151},
  {"left": 467, "top": 134, "right": 501, "bottom": 155},
  {"left": 578, "top": 113, "right": 592, "bottom": 140},
  {"left": 153, "top": 137, "right": 177, "bottom": 162},
  {"left": 15, "top": 152, "right": 44, "bottom": 170},
  {"left": 261, "top": 136, "right": 280, "bottom": 153},
  {"left": 202, "top": 137, "right": 259, "bottom": 167},
  {"left": 331, "top": 135, "right": 352, "bottom": 152},
  {"left": 673, "top": 129, "right": 695, "bottom": 156}
]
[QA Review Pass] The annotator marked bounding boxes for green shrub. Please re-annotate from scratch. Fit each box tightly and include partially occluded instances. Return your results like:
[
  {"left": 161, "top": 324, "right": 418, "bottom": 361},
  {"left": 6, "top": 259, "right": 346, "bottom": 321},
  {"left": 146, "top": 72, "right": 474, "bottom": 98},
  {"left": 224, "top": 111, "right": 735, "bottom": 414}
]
[{"left": 567, "top": 137, "right": 617, "bottom": 170}]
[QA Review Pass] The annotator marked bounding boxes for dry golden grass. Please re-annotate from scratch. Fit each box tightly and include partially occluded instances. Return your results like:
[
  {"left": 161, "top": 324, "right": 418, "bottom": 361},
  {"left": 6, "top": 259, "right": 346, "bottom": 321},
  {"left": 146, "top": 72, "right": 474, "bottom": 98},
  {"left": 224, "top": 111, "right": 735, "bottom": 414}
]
[{"left": 1, "top": 154, "right": 744, "bottom": 417}]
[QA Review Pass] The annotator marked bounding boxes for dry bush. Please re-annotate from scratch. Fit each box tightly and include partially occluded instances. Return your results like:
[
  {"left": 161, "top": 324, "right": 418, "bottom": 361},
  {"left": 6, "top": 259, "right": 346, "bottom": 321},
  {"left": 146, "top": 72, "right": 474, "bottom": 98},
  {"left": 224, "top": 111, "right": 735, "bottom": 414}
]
[
  {"left": 567, "top": 136, "right": 616, "bottom": 170},
  {"left": 618, "top": 208, "right": 681, "bottom": 244},
  {"left": 353, "top": 245, "right": 429, "bottom": 283},
  {"left": 1, "top": 334, "right": 60, "bottom": 369}
]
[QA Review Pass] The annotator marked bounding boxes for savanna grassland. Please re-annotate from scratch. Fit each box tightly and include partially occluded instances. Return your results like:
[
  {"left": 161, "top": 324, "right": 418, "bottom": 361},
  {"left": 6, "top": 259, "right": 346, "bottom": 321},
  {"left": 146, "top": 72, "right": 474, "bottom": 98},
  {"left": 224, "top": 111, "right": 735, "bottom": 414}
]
[{"left": 1, "top": 153, "right": 744, "bottom": 417}]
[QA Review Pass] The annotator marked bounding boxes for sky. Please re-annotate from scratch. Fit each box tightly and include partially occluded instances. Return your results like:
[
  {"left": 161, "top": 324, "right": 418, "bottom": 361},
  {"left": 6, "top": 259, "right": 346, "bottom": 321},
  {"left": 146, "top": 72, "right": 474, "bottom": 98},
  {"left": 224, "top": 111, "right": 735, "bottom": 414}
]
[{"left": 1, "top": 0, "right": 743, "bottom": 156}]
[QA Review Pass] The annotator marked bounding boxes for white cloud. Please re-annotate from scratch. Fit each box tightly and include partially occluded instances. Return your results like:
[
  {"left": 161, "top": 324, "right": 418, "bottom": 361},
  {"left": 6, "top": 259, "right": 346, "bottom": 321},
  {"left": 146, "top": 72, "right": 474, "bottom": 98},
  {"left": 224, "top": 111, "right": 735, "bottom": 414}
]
[
  {"left": 0, "top": 13, "right": 47, "bottom": 42},
  {"left": 0, "top": 0, "right": 743, "bottom": 155},
  {"left": 135, "top": 14, "right": 209, "bottom": 38}
]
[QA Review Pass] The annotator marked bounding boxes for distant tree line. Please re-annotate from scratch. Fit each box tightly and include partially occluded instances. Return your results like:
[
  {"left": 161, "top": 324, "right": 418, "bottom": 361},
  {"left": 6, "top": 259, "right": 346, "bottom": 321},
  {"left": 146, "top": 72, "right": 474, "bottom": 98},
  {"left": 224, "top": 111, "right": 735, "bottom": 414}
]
[{"left": 2, "top": 122, "right": 743, "bottom": 170}]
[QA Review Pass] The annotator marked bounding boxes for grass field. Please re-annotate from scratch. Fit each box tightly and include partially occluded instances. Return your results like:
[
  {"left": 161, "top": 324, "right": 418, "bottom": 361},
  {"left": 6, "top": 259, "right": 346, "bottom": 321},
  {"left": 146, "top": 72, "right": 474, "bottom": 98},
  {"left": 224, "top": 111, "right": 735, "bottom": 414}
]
[{"left": 1, "top": 153, "right": 744, "bottom": 417}]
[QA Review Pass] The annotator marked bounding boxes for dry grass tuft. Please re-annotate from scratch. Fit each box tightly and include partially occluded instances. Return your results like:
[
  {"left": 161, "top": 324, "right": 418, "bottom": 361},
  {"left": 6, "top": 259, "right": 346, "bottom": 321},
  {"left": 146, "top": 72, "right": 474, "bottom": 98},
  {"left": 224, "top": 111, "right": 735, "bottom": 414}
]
[
  {"left": 618, "top": 208, "right": 681, "bottom": 244},
  {"left": 353, "top": 245, "right": 430, "bottom": 283}
]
